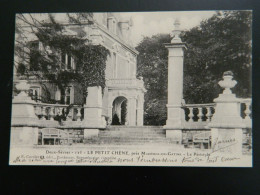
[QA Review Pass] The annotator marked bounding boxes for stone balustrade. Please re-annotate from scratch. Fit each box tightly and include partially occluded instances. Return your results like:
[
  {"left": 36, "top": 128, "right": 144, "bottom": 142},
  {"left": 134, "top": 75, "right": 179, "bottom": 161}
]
[
  {"left": 34, "top": 103, "right": 84, "bottom": 122},
  {"left": 239, "top": 98, "right": 252, "bottom": 128},
  {"left": 182, "top": 103, "right": 216, "bottom": 123},
  {"left": 182, "top": 99, "right": 251, "bottom": 129},
  {"left": 167, "top": 98, "right": 251, "bottom": 135}
]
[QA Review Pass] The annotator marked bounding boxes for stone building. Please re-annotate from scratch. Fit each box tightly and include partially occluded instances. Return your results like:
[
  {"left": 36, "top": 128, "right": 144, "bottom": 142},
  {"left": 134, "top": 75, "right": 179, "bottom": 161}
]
[{"left": 14, "top": 13, "right": 145, "bottom": 126}]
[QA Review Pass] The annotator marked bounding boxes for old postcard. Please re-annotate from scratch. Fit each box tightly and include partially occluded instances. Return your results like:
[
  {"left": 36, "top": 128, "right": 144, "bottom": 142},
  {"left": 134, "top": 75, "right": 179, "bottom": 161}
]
[{"left": 9, "top": 11, "right": 252, "bottom": 166}]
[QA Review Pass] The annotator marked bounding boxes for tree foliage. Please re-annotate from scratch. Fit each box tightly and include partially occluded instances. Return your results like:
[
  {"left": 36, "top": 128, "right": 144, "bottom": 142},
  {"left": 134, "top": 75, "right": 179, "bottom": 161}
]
[
  {"left": 15, "top": 13, "right": 109, "bottom": 103},
  {"left": 136, "top": 11, "right": 252, "bottom": 125},
  {"left": 136, "top": 34, "right": 170, "bottom": 125},
  {"left": 182, "top": 11, "right": 252, "bottom": 103}
]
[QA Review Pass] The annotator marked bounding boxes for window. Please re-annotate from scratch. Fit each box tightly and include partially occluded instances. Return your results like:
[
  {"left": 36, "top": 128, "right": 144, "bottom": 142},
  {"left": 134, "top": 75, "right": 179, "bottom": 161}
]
[
  {"left": 29, "top": 87, "right": 40, "bottom": 102},
  {"left": 61, "top": 86, "right": 73, "bottom": 105},
  {"left": 29, "top": 41, "right": 42, "bottom": 71},
  {"left": 113, "top": 20, "right": 117, "bottom": 34},
  {"left": 61, "top": 51, "right": 75, "bottom": 70},
  {"left": 108, "top": 17, "right": 117, "bottom": 34}
]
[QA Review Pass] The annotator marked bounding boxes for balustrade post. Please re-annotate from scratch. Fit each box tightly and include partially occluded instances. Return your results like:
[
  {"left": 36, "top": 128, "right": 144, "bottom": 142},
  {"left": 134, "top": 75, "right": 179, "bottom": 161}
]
[
  {"left": 34, "top": 105, "right": 41, "bottom": 119},
  {"left": 41, "top": 106, "right": 47, "bottom": 120},
  {"left": 11, "top": 80, "right": 39, "bottom": 146},
  {"left": 49, "top": 107, "right": 55, "bottom": 121},
  {"left": 197, "top": 107, "right": 203, "bottom": 122},
  {"left": 206, "top": 107, "right": 212, "bottom": 122},
  {"left": 82, "top": 86, "right": 104, "bottom": 140},
  {"left": 67, "top": 108, "right": 73, "bottom": 121},
  {"left": 76, "top": 108, "right": 82, "bottom": 121},
  {"left": 208, "top": 71, "right": 245, "bottom": 156},
  {"left": 244, "top": 100, "right": 251, "bottom": 120},
  {"left": 83, "top": 86, "right": 105, "bottom": 127},
  {"left": 188, "top": 108, "right": 194, "bottom": 122}
]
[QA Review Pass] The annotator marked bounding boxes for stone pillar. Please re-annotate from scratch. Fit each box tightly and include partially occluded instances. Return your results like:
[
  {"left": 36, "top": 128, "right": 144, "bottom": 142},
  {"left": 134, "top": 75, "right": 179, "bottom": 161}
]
[
  {"left": 208, "top": 71, "right": 245, "bottom": 156},
  {"left": 11, "top": 80, "right": 39, "bottom": 146},
  {"left": 107, "top": 105, "right": 113, "bottom": 125},
  {"left": 137, "top": 97, "right": 144, "bottom": 126},
  {"left": 11, "top": 127, "right": 39, "bottom": 146},
  {"left": 83, "top": 86, "right": 105, "bottom": 138},
  {"left": 128, "top": 97, "right": 137, "bottom": 126},
  {"left": 163, "top": 19, "right": 186, "bottom": 143}
]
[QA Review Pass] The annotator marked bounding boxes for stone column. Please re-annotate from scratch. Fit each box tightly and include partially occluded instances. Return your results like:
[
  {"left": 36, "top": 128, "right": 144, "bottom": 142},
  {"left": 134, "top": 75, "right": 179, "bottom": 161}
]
[
  {"left": 11, "top": 80, "right": 39, "bottom": 146},
  {"left": 124, "top": 99, "right": 129, "bottom": 126},
  {"left": 107, "top": 105, "right": 113, "bottom": 125},
  {"left": 208, "top": 71, "right": 245, "bottom": 156},
  {"left": 83, "top": 86, "right": 105, "bottom": 138},
  {"left": 163, "top": 19, "right": 186, "bottom": 143},
  {"left": 137, "top": 97, "right": 144, "bottom": 126},
  {"left": 128, "top": 97, "right": 137, "bottom": 126}
]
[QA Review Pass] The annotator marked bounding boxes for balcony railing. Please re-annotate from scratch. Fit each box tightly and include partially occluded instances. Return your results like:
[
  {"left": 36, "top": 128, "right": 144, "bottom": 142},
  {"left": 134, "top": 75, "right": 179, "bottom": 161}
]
[
  {"left": 34, "top": 103, "right": 84, "bottom": 122},
  {"left": 182, "top": 103, "right": 216, "bottom": 123},
  {"left": 182, "top": 98, "right": 252, "bottom": 129}
]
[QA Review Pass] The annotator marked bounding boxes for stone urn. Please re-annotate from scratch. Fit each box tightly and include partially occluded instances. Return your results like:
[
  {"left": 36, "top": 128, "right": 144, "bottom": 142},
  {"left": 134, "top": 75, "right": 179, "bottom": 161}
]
[
  {"left": 16, "top": 80, "right": 30, "bottom": 97},
  {"left": 218, "top": 71, "right": 237, "bottom": 95}
]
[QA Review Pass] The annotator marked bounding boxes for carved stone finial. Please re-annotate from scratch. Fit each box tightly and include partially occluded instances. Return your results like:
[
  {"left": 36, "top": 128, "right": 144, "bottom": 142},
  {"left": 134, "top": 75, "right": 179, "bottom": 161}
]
[
  {"left": 218, "top": 71, "right": 237, "bottom": 95},
  {"left": 174, "top": 18, "right": 181, "bottom": 30},
  {"left": 16, "top": 80, "right": 30, "bottom": 97},
  {"left": 171, "top": 18, "right": 182, "bottom": 43}
]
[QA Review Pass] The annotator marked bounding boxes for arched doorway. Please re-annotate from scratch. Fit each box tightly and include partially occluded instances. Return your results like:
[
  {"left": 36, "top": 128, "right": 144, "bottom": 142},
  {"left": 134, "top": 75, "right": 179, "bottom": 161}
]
[{"left": 112, "top": 96, "right": 127, "bottom": 125}]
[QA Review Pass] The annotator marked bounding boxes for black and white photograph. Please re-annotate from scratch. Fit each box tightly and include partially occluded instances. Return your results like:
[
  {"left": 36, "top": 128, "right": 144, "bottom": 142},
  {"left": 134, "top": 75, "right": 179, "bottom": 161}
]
[{"left": 9, "top": 10, "right": 252, "bottom": 166}]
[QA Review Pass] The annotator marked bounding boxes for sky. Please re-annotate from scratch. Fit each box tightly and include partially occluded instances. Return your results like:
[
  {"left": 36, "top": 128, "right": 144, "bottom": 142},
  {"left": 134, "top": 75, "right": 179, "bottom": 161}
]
[
  {"left": 119, "top": 11, "right": 216, "bottom": 46},
  {"left": 20, "top": 11, "right": 216, "bottom": 47}
]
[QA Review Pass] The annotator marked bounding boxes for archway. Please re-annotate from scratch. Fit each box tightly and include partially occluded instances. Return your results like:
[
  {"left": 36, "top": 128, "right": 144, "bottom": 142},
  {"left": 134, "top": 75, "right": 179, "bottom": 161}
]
[{"left": 112, "top": 96, "right": 128, "bottom": 125}]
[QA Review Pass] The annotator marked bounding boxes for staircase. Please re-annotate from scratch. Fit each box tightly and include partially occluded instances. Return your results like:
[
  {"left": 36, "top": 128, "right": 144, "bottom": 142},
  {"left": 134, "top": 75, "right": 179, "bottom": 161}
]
[{"left": 85, "top": 126, "right": 174, "bottom": 145}]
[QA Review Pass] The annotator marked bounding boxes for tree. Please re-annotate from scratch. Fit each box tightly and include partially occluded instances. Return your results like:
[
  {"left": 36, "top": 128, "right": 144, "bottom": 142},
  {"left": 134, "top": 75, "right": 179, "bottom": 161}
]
[
  {"left": 136, "top": 34, "right": 170, "bottom": 125},
  {"left": 182, "top": 11, "right": 252, "bottom": 103},
  {"left": 136, "top": 11, "right": 252, "bottom": 125},
  {"left": 15, "top": 13, "right": 110, "bottom": 103}
]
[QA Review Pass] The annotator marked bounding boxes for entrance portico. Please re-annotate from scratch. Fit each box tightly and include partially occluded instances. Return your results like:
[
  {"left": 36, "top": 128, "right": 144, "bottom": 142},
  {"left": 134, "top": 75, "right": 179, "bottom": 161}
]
[
  {"left": 106, "top": 88, "right": 144, "bottom": 126},
  {"left": 112, "top": 96, "right": 127, "bottom": 125}
]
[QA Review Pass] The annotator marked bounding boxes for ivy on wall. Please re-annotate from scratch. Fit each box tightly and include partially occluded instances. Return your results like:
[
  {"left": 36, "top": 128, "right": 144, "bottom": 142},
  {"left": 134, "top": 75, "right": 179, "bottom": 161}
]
[{"left": 15, "top": 13, "right": 110, "bottom": 103}]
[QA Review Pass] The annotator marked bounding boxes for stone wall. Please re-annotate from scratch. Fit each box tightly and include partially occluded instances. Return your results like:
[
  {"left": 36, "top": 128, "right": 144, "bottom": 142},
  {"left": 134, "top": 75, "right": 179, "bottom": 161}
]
[{"left": 38, "top": 128, "right": 84, "bottom": 144}]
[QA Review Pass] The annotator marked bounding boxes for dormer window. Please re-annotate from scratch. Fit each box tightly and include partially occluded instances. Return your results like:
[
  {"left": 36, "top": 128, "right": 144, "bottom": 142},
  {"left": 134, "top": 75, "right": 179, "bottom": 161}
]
[
  {"left": 61, "top": 52, "right": 75, "bottom": 70},
  {"left": 108, "top": 17, "right": 117, "bottom": 34},
  {"left": 113, "top": 20, "right": 117, "bottom": 34}
]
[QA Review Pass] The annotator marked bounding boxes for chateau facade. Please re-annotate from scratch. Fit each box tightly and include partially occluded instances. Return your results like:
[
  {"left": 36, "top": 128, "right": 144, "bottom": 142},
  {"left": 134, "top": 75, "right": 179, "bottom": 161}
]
[{"left": 14, "top": 13, "right": 145, "bottom": 126}]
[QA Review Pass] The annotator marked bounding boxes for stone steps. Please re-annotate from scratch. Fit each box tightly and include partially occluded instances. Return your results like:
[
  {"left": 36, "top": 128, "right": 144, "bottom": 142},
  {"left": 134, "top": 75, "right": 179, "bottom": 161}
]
[
  {"left": 97, "top": 137, "right": 168, "bottom": 141},
  {"left": 87, "top": 126, "right": 172, "bottom": 145},
  {"left": 84, "top": 138, "right": 174, "bottom": 145},
  {"left": 99, "top": 127, "right": 166, "bottom": 138},
  {"left": 99, "top": 132, "right": 166, "bottom": 137}
]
